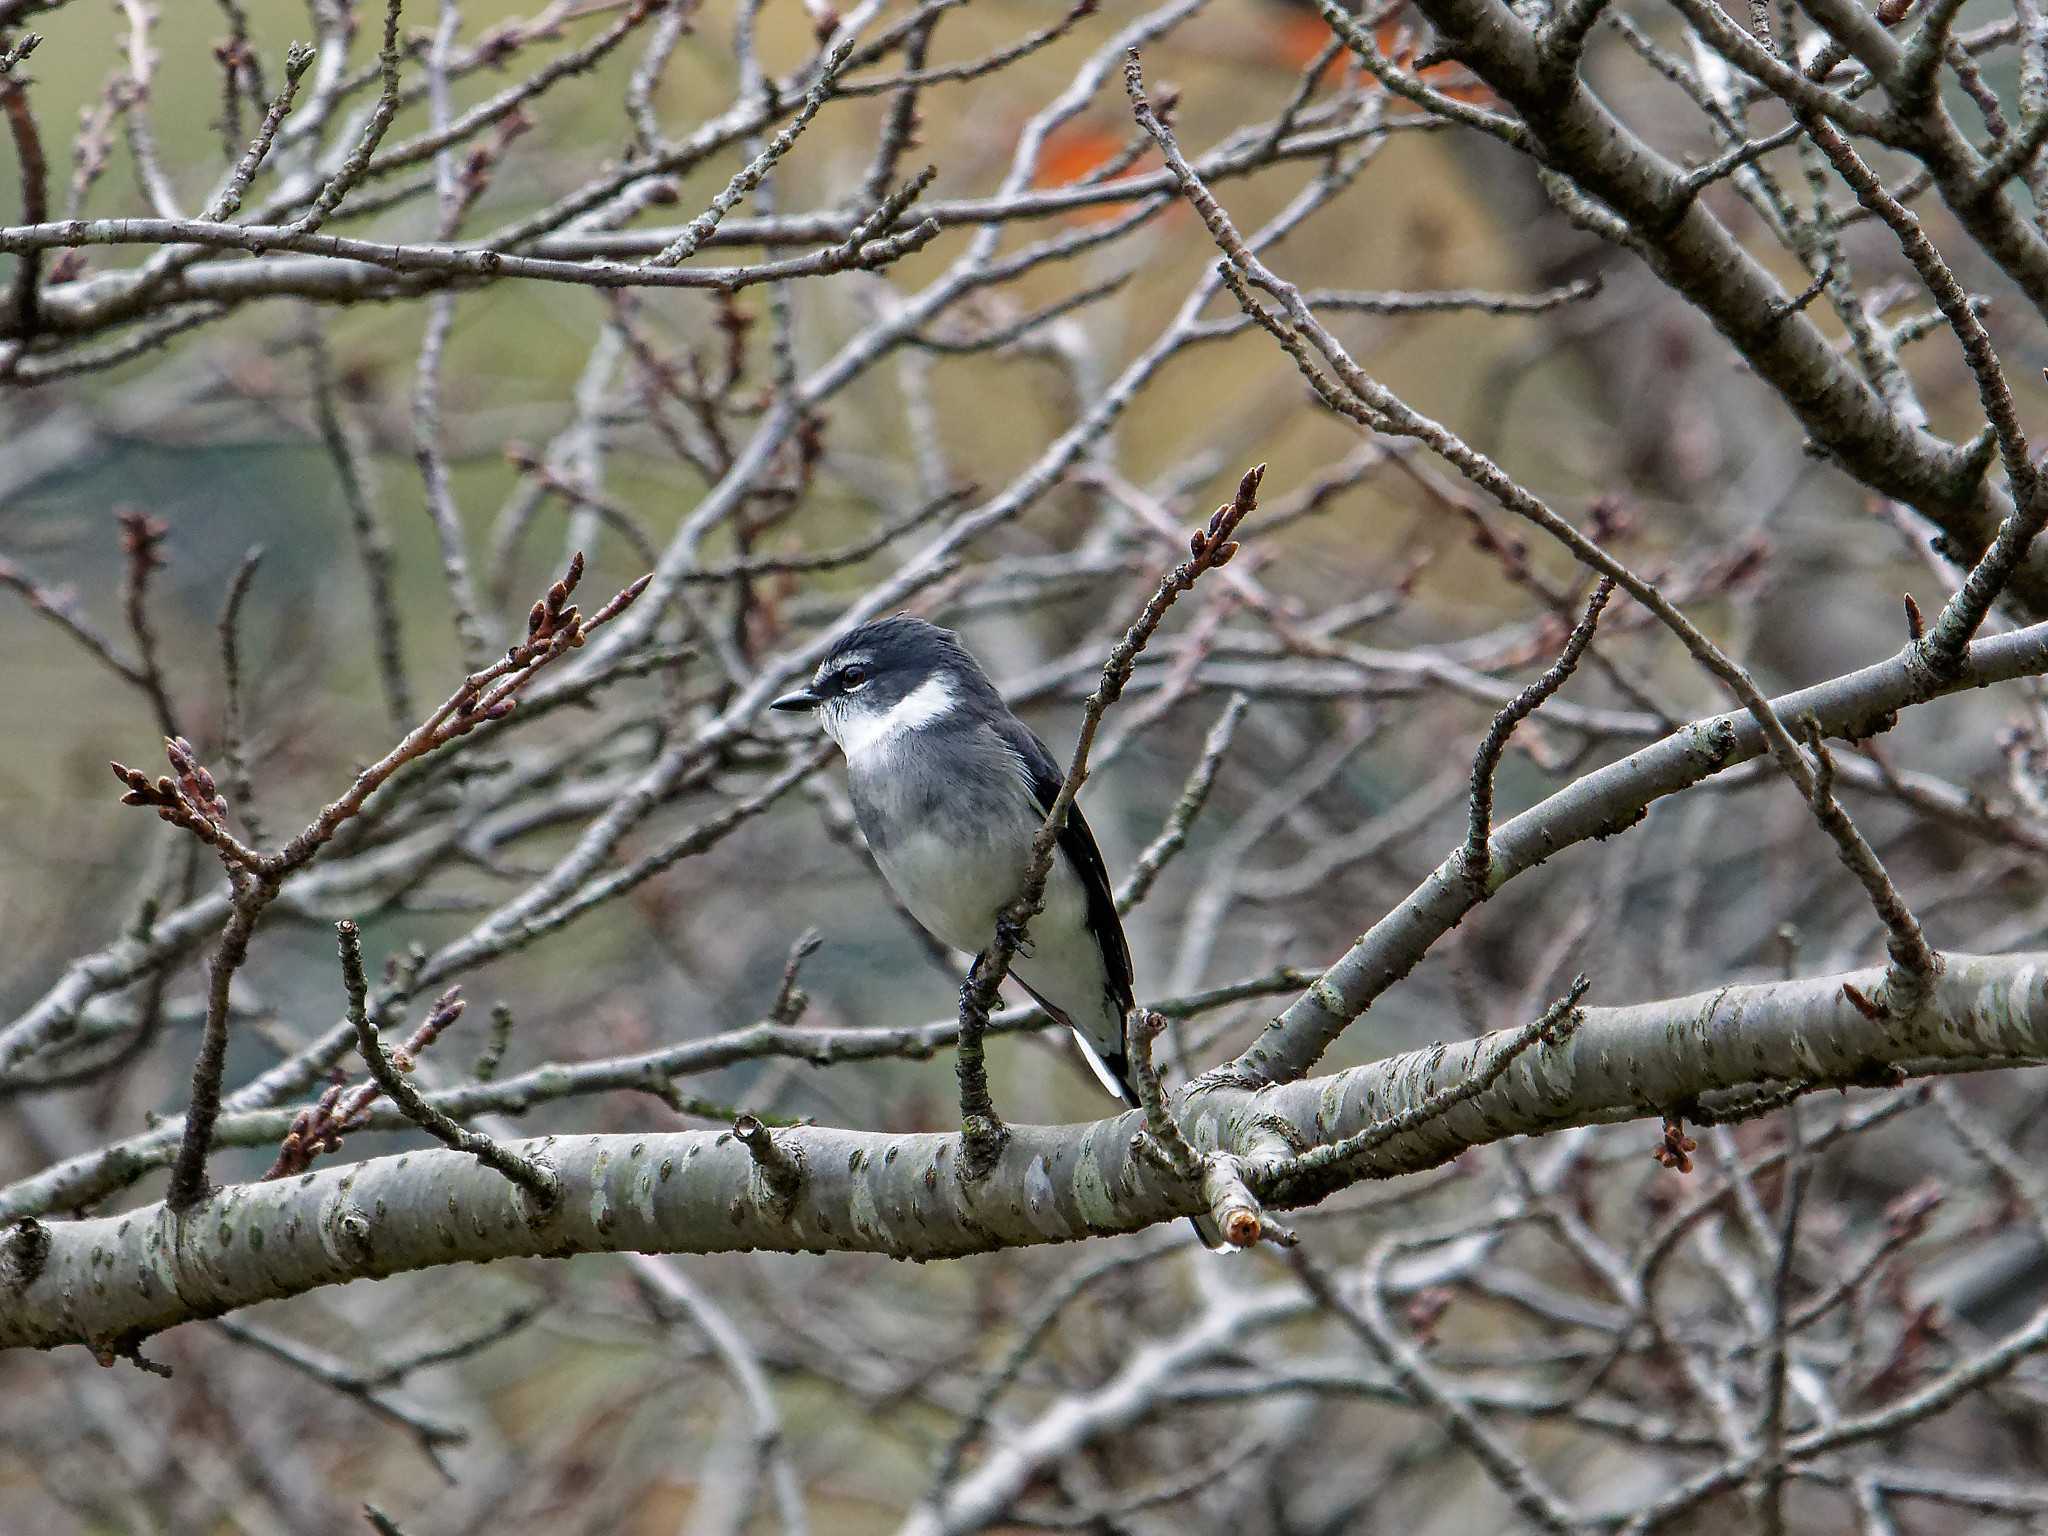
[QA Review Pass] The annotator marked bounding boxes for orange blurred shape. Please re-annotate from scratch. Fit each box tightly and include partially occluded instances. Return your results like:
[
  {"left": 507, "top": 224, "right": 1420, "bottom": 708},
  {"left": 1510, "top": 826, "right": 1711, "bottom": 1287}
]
[
  {"left": 1032, "top": 123, "right": 1165, "bottom": 224},
  {"left": 1273, "top": 9, "right": 1344, "bottom": 70},
  {"left": 1269, "top": 3, "right": 1498, "bottom": 107}
]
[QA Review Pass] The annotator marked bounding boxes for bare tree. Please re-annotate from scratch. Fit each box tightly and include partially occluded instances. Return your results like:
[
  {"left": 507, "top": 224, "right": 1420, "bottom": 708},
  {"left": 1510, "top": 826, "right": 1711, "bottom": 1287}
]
[{"left": 5, "top": 0, "right": 2048, "bottom": 1530}]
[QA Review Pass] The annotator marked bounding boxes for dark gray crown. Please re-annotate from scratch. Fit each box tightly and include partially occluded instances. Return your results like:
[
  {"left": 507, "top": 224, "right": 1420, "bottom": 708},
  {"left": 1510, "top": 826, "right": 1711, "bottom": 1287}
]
[{"left": 813, "top": 615, "right": 1002, "bottom": 708}]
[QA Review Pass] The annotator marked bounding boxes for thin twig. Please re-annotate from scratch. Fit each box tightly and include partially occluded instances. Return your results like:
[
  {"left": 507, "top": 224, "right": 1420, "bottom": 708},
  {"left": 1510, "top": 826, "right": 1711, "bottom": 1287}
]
[
  {"left": 1465, "top": 578, "right": 1614, "bottom": 890},
  {"left": 1800, "top": 718, "right": 1940, "bottom": 1003},
  {"left": 293, "top": 0, "right": 405, "bottom": 236},
  {"left": 1116, "top": 692, "right": 1247, "bottom": 913},
  {"left": 305, "top": 319, "right": 413, "bottom": 727},
  {"left": 215, "top": 545, "right": 266, "bottom": 848},
  {"left": 201, "top": 40, "right": 314, "bottom": 222},
  {"left": 114, "top": 507, "right": 178, "bottom": 739},
  {"left": 0, "top": 28, "right": 47, "bottom": 350},
  {"left": 1753, "top": 1100, "right": 1808, "bottom": 1536},
  {"left": 339, "top": 920, "right": 558, "bottom": 1206},
  {"left": 1263, "top": 977, "right": 1589, "bottom": 1198},
  {"left": 0, "top": 554, "right": 151, "bottom": 692},
  {"left": 1288, "top": 1243, "right": 1580, "bottom": 1535},
  {"left": 646, "top": 40, "right": 852, "bottom": 269}
]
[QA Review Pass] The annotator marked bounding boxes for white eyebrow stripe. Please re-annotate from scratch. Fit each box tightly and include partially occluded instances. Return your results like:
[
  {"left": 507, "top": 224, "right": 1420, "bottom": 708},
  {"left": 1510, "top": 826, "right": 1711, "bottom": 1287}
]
[
  {"left": 834, "top": 674, "right": 957, "bottom": 760},
  {"left": 814, "top": 651, "right": 872, "bottom": 689}
]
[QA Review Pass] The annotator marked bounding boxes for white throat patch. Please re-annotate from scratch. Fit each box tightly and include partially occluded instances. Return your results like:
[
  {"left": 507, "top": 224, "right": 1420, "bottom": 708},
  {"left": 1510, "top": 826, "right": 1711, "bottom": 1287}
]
[{"left": 830, "top": 674, "right": 957, "bottom": 761}]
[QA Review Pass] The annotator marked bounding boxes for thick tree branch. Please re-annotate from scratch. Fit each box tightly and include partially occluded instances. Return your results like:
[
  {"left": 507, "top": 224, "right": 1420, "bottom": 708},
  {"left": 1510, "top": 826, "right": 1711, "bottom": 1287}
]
[{"left": 7, "top": 952, "right": 2048, "bottom": 1355}]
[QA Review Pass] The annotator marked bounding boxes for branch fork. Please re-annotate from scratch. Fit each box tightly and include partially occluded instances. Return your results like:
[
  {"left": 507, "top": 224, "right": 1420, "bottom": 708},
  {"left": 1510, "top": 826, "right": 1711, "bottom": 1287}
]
[
  {"left": 1127, "top": 1007, "right": 1295, "bottom": 1249},
  {"left": 341, "top": 920, "right": 559, "bottom": 1212}
]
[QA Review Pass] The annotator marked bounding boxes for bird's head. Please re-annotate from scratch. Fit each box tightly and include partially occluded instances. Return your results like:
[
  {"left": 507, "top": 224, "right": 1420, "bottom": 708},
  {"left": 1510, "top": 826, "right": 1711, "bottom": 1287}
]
[{"left": 771, "top": 615, "right": 991, "bottom": 758}]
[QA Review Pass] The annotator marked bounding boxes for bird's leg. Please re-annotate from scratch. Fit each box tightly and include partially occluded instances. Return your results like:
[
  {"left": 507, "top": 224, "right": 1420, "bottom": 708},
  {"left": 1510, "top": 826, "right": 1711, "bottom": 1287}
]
[
  {"left": 993, "top": 912, "right": 1034, "bottom": 959},
  {"left": 960, "top": 951, "right": 1003, "bottom": 1012}
]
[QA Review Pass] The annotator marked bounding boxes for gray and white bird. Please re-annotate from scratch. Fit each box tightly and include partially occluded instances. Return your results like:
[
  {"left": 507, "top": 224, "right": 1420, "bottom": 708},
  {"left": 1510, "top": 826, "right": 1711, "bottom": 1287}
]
[{"left": 771, "top": 615, "right": 1140, "bottom": 1104}]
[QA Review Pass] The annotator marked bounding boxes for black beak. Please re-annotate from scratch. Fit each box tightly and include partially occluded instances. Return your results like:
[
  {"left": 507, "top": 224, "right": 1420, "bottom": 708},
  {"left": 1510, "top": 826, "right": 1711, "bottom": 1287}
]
[{"left": 770, "top": 688, "right": 822, "bottom": 713}]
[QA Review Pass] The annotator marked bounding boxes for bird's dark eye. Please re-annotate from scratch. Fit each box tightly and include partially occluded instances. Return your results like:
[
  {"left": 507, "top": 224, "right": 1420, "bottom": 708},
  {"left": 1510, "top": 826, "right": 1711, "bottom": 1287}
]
[{"left": 840, "top": 666, "right": 870, "bottom": 692}]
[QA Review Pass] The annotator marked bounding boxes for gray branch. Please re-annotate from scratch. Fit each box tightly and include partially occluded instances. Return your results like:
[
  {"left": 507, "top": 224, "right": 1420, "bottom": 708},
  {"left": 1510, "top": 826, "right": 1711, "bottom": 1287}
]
[{"left": 7, "top": 951, "right": 2048, "bottom": 1353}]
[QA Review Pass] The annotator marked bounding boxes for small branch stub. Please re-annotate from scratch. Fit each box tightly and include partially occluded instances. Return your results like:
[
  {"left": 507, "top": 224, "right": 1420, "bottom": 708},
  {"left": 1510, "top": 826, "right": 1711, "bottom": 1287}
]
[
  {"left": 734, "top": 1112, "right": 805, "bottom": 1212},
  {"left": 3, "top": 1216, "right": 49, "bottom": 1291},
  {"left": 1126, "top": 1007, "right": 1293, "bottom": 1249},
  {"left": 1202, "top": 1154, "right": 1296, "bottom": 1249}
]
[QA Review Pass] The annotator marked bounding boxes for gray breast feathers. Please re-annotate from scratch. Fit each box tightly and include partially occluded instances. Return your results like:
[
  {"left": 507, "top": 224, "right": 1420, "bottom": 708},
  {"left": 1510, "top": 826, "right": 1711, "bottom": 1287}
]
[{"left": 844, "top": 720, "right": 1041, "bottom": 854}]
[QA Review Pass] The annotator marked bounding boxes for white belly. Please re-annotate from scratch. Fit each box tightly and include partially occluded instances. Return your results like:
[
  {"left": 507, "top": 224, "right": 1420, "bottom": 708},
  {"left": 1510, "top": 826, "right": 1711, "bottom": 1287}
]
[
  {"left": 875, "top": 829, "right": 1119, "bottom": 1038},
  {"left": 874, "top": 827, "right": 1034, "bottom": 953}
]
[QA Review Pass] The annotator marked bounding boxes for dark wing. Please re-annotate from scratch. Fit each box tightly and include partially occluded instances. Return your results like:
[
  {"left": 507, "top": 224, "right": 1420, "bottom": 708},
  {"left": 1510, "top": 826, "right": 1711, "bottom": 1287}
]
[
  {"left": 988, "top": 714, "right": 1137, "bottom": 1023},
  {"left": 997, "top": 719, "right": 1226, "bottom": 1248}
]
